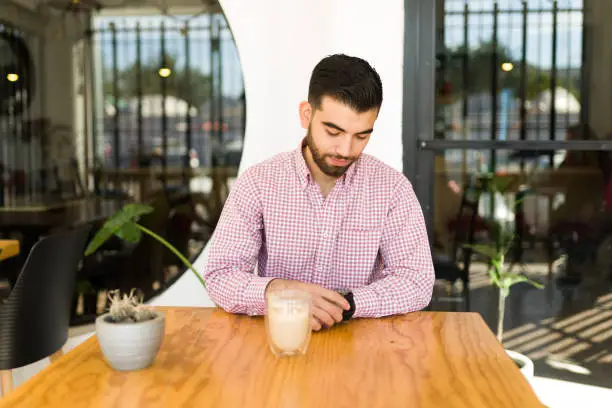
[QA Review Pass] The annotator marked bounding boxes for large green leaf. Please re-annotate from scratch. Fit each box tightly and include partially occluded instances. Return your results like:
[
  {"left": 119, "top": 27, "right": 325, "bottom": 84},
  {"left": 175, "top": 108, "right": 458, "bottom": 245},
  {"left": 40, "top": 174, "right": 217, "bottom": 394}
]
[
  {"left": 84, "top": 203, "right": 154, "bottom": 256},
  {"left": 527, "top": 279, "right": 544, "bottom": 289},
  {"left": 499, "top": 273, "right": 544, "bottom": 290},
  {"left": 115, "top": 222, "right": 142, "bottom": 243},
  {"left": 500, "top": 273, "right": 526, "bottom": 288},
  {"left": 464, "top": 243, "right": 499, "bottom": 260}
]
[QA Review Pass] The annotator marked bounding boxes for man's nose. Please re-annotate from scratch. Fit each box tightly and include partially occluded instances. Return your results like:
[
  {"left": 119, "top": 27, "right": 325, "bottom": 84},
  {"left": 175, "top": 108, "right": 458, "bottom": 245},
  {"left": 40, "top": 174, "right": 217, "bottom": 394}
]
[{"left": 336, "top": 136, "right": 353, "bottom": 158}]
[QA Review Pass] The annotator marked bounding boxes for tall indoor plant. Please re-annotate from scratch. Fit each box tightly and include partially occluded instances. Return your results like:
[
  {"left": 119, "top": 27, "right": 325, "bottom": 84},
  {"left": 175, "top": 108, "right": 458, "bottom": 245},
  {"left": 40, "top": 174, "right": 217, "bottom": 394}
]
[
  {"left": 465, "top": 174, "right": 543, "bottom": 380},
  {"left": 85, "top": 203, "right": 207, "bottom": 370},
  {"left": 468, "top": 220, "right": 543, "bottom": 342}
]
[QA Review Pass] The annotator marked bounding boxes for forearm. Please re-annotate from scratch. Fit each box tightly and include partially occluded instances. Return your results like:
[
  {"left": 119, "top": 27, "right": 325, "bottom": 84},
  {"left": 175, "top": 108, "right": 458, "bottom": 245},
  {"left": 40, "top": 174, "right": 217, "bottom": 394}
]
[
  {"left": 205, "top": 266, "right": 275, "bottom": 316},
  {"left": 351, "top": 267, "right": 434, "bottom": 318},
  {"left": 202, "top": 166, "right": 269, "bottom": 315},
  {"left": 355, "top": 178, "right": 435, "bottom": 318}
]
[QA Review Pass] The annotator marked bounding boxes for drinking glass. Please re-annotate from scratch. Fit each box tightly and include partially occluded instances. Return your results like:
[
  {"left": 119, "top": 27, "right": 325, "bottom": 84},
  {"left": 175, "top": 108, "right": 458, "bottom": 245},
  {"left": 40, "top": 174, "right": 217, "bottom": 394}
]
[{"left": 265, "top": 288, "right": 312, "bottom": 357}]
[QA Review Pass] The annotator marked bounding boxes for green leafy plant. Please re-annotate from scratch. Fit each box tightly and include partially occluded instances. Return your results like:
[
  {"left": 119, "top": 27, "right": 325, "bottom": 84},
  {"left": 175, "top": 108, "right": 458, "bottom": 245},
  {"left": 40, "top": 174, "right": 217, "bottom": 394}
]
[
  {"left": 465, "top": 174, "right": 543, "bottom": 342},
  {"left": 85, "top": 203, "right": 205, "bottom": 288}
]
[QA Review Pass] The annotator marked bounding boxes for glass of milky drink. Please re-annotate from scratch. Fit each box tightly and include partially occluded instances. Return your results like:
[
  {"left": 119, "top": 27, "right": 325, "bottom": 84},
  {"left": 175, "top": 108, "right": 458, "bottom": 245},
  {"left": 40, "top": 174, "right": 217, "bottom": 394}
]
[{"left": 265, "top": 289, "right": 312, "bottom": 357}]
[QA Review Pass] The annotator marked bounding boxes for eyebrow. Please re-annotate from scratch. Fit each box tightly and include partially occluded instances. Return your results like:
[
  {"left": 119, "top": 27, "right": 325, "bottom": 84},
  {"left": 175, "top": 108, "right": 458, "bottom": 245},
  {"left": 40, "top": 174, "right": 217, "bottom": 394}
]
[{"left": 322, "top": 121, "right": 373, "bottom": 136}]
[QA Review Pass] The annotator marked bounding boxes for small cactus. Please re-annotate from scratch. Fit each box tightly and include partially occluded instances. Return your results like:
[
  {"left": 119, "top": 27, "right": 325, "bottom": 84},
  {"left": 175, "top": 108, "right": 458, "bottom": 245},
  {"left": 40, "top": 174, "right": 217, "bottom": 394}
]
[{"left": 106, "top": 289, "right": 156, "bottom": 323}]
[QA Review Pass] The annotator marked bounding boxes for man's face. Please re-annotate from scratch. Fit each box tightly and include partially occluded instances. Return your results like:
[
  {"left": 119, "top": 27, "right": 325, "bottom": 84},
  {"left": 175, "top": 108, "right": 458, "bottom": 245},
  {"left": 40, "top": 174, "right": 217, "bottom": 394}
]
[{"left": 300, "top": 96, "right": 378, "bottom": 178}]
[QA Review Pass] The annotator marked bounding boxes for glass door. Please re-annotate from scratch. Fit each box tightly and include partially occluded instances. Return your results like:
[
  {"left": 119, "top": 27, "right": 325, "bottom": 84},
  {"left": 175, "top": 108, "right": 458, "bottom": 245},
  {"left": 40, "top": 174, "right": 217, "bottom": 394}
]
[{"left": 405, "top": 0, "right": 612, "bottom": 284}]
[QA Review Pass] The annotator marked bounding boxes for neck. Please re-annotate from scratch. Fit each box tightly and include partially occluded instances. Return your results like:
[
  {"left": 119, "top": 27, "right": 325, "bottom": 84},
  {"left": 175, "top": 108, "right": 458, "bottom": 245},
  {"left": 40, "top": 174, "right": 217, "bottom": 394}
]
[{"left": 303, "top": 145, "right": 338, "bottom": 194}]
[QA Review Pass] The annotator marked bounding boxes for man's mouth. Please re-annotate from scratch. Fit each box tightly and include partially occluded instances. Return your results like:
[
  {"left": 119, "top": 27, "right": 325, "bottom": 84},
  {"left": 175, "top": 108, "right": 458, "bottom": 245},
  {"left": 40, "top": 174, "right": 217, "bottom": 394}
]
[{"left": 328, "top": 157, "right": 350, "bottom": 167}]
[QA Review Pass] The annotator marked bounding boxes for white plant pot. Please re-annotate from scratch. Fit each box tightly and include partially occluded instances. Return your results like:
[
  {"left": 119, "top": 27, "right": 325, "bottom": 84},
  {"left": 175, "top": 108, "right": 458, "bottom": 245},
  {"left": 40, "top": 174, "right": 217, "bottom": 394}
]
[
  {"left": 506, "top": 349, "right": 534, "bottom": 382},
  {"left": 95, "top": 311, "right": 165, "bottom": 371}
]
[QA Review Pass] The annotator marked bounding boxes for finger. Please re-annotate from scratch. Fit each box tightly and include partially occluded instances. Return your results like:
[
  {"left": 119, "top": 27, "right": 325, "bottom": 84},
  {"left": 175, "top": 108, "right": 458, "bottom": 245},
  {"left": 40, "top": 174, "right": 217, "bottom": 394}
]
[
  {"left": 311, "top": 317, "right": 322, "bottom": 331},
  {"left": 312, "top": 306, "right": 335, "bottom": 328},
  {"left": 315, "top": 298, "right": 344, "bottom": 323},
  {"left": 314, "top": 287, "right": 350, "bottom": 310},
  {"left": 300, "top": 282, "right": 350, "bottom": 310},
  {"left": 313, "top": 307, "right": 334, "bottom": 328}
]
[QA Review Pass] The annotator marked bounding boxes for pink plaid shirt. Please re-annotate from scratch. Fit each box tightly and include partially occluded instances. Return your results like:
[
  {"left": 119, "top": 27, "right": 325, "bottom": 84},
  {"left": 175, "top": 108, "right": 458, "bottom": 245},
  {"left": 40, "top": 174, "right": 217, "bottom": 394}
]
[{"left": 203, "top": 142, "right": 434, "bottom": 318}]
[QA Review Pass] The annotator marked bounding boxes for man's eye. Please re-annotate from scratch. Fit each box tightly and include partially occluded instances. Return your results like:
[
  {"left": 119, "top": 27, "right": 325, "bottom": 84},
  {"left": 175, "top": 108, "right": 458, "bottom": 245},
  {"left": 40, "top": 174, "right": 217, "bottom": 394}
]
[{"left": 326, "top": 129, "right": 340, "bottom": 136}]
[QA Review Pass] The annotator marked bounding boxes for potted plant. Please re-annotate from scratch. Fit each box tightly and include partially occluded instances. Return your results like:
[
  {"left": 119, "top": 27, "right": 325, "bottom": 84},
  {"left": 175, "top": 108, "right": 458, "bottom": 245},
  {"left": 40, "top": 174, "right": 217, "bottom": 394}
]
[
  {"left": 466, "top": 175, "right": 543, "bottom": 381},
  {"left": 95, "top": 289, "right": 165, "bottom": 371},
  {"left": 85, "top": 203, "right": 206, "bottom": 371}
]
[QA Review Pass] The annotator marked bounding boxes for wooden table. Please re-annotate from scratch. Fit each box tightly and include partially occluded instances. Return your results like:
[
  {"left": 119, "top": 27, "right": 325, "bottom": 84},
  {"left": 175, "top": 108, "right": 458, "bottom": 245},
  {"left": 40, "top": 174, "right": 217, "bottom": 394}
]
[
  {"left": 0, "top": 307, "right": 544, "bottom": 407},
  {"left": 0, "top": 240, "right": 19, "bottom": 262}
]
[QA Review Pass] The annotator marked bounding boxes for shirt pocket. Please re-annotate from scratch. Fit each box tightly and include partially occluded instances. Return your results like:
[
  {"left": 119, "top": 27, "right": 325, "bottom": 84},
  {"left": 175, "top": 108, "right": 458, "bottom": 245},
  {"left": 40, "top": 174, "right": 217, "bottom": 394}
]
[
  {"left": 333, "top": 219, "right": 383, "bottom": 285},
  {"left": 343, "top": 210, "right": 383, "bottom": 231}
]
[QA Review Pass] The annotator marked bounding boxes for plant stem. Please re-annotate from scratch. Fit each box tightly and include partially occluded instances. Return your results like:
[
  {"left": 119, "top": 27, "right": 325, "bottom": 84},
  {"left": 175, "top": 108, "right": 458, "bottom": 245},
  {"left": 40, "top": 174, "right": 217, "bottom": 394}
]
[
  {"left": 497, "top": 289, "right": 506, "bottom": 343},
  {"left": 135, "top": 223, "right": 207, "bottom": 289}
]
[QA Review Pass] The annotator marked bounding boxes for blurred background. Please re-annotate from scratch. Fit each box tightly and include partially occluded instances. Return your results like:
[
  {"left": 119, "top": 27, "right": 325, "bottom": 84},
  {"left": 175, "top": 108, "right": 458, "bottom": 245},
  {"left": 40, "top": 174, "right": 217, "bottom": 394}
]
[{"left": 0, "top": 0, "right": 611, "bottom": 404}]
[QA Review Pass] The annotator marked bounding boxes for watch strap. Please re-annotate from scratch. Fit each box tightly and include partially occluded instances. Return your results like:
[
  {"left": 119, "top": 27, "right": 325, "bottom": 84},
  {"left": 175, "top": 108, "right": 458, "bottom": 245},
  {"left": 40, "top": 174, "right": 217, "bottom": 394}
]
[{"left": 342, "top": 292, "right": 356, "bottom": 321}]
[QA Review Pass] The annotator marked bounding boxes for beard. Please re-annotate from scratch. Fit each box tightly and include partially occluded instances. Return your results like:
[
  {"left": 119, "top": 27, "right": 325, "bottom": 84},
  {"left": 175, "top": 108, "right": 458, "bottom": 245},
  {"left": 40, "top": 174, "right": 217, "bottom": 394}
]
[{"left": 305, "top": 126, "right": 357, "bottom": 178}]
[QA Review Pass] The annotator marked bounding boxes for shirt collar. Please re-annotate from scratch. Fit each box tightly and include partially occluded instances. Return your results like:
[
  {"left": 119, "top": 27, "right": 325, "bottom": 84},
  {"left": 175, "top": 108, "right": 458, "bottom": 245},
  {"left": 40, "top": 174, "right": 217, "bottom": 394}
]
[
  {"left": 342, "top": 154, "right": 359, "bottom": 186},
  {"left": 294, "top": 137, "right": 360, "bottom": 189},
  {"left": 295, "top": 139, "right": 311, "bottom": 190}
]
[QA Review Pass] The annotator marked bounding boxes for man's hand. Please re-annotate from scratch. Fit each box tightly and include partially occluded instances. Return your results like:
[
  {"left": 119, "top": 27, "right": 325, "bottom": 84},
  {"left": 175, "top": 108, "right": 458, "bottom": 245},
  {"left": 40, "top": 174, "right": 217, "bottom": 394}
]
[{"left": 266, "top": 279, "right": 350, "bottom": 331}]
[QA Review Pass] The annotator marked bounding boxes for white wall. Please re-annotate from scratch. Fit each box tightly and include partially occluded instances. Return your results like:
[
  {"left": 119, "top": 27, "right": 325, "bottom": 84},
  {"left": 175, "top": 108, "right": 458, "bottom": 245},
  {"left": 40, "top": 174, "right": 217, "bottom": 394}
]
[
  {"left": 150, "top": 0, "right": 405, "bottom": 307},
  {"left": 227, "top": 0, "right": 405, "bottom": 174}
]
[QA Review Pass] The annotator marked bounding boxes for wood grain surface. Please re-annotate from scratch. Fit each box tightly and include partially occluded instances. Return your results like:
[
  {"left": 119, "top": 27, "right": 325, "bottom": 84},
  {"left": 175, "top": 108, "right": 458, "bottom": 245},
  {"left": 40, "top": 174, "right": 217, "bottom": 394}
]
[
  {"left": 0, "top": 240, "right": 19, "bottom": 261},
  {"left": 0, "top": 307, "right": 544, "bottom": 408}
]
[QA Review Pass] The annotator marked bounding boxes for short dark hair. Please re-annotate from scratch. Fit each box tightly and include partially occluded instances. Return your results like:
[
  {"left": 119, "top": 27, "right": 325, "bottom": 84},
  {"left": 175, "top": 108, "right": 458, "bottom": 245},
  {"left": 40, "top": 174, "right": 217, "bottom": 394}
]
[{"left": 308, "top": 54, "right": 383, "bottom": 113}]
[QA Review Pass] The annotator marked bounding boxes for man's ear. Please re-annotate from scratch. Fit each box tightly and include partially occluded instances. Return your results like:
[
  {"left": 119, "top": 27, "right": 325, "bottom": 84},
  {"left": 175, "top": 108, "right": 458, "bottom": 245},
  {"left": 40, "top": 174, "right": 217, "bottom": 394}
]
[{"left": 299, "top": 101, "right": 312, "bottom": 129}]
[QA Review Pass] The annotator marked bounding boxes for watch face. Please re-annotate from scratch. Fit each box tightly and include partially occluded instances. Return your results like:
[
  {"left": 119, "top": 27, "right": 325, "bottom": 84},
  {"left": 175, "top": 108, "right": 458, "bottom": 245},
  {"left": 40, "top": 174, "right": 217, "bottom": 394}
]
[{"left": 0, "top": 24, "right": 34, "bottom": 117}]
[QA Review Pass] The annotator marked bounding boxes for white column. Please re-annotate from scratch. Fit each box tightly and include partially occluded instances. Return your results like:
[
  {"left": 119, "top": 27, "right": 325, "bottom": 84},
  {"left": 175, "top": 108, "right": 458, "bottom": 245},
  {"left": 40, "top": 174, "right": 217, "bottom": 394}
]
[{"left": 219, "top": 0, "right": 405, "bottom": 175}]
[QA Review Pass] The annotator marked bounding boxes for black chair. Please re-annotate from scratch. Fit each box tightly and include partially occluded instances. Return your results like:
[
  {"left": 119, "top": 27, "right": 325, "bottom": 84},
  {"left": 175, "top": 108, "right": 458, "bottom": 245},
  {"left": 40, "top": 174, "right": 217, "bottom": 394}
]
[
  {"left": 0, "top": 224, "right": 91, "bottom": 395},
  {"left": 433, "top": 176, "right": 485, "bottom": 309}
]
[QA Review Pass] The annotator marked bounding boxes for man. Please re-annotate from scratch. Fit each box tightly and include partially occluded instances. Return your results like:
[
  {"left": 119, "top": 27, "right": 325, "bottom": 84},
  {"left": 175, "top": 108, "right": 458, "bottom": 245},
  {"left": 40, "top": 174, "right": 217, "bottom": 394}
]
[{"left": 204, "top": 54, "right": 434, "bottom": 331}]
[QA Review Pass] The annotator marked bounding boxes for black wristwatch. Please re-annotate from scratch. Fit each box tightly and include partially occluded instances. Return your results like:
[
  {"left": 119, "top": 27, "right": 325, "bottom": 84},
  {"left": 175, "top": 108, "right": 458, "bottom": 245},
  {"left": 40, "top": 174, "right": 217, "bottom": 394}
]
[{"left": 342, "top": 292, "right": 356, "bottom": 321}]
